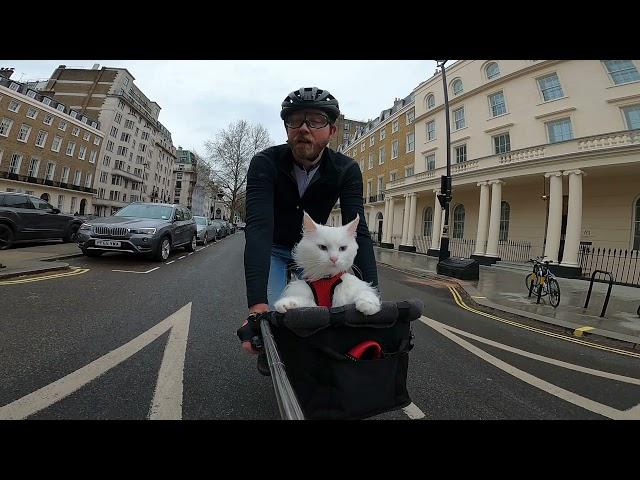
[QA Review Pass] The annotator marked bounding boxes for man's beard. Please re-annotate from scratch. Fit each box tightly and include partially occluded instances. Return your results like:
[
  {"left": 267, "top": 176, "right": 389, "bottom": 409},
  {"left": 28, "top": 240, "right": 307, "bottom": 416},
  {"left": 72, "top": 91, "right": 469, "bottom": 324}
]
[{"left": 289, "top": 138, "right": 325, "bottom": 163}]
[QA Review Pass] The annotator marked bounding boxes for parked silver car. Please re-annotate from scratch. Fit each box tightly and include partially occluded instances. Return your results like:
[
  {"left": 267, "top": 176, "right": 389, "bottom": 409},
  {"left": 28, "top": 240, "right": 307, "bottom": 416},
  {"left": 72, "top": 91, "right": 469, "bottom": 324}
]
[
  {"left": 194, "top": 216, "right": 217, "bottom": 245},
  {"left": 77, "top": 202, "right": 197, "bottom": 261}
]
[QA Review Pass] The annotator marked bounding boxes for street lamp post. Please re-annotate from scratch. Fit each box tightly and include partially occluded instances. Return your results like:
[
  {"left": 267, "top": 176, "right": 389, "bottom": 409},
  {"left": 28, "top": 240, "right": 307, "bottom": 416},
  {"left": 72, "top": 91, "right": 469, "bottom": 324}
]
[{"left": 436, "top": 60, "right": 452, "bottom": 262}]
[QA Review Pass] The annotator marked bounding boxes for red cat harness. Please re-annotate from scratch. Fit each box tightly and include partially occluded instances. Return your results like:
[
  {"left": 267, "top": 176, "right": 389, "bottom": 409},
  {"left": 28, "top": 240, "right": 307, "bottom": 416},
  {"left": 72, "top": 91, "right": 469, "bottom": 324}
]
[{"left": 306, "top": 273, "right": 345, "bottom": 307}]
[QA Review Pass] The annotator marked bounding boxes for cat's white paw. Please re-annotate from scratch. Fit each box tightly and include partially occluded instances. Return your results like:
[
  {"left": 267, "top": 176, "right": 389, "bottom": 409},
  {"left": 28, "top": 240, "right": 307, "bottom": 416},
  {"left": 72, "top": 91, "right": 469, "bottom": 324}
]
[
  {"left": 274, "top": 297, "right": 300, "bottom": 313},
  {"left": 355, "top": 297, "right": 382, "bottom": 316}
]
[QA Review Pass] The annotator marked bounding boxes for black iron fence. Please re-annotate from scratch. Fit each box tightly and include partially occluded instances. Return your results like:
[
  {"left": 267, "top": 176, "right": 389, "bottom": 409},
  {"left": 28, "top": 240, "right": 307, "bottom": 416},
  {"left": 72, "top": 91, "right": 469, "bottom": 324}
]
[
  {"left": 413, "top": 235, "right": 432, "bottom": 254},
  {"left": 497, "top": 240, "right": 532, "bottom": 263},
  {"left": 578, "top": 245, "right": 640, "bottom": 287},
  {"left": 449, "top": 238, "right": 476, "bottom": 258}
]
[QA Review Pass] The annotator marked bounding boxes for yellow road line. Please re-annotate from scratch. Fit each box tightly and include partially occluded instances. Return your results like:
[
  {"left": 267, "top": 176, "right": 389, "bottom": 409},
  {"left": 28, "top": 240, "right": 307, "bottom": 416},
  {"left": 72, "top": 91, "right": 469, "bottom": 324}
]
[
  {"left": 447, "top": 286, "right": 640, "bottom": 359},
  {"left": 0, "top": 268, "right": 90, "bottom": 285}
]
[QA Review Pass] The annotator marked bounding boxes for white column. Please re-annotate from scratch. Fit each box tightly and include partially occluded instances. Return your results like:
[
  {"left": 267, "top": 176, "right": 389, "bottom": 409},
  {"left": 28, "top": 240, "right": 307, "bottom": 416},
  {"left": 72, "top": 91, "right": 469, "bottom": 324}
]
[
  {"left": 406, "top": 193, "right": 418, "bottom": 247},
  {"left": 430, "top": 190, "right": 442, "bottom": 250},
  {"left": 543, "top": 171, "right": 563, "bottom": 263},
  {"left": 382, "top": 198, "right": 390, "bottom": 243},
  {"left": 387, "top": 196, "right": 395, "bottom": 246},
  {"left": 401, "top": 194, "right": 411, "bottom": 245},
  {"left": 560, "top": 170, "right": 584, "bottom": 267},
  {"left": 485, "top": 180, "right": 503, "bottom": 257},
  {"left": 473, "top": 181, "right": 490, "bottom": 256}
]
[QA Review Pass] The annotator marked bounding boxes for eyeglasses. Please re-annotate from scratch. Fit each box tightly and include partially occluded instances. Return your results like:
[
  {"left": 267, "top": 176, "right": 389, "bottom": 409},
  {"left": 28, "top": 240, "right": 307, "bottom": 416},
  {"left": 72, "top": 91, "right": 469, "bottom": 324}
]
[{"left": 284, "top": 112, "right": 330, "bottom": 129}]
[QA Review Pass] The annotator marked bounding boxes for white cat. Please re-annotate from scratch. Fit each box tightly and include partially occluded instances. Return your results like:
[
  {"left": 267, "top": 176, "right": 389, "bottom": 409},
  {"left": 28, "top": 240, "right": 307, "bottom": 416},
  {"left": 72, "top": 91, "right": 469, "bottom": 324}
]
[{"left": 274, "top": 212, "right": 382, "bottom": 316}]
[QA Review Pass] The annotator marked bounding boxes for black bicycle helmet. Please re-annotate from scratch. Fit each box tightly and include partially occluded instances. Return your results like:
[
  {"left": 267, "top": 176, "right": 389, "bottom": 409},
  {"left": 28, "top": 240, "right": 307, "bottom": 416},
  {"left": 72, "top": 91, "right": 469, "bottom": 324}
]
[{"left": 280, "top": 87, "right": 341, "bottom": 123}]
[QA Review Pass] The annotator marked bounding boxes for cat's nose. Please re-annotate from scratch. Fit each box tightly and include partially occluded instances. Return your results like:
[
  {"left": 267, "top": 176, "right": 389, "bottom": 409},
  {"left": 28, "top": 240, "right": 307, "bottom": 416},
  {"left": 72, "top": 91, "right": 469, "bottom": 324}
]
[{"left": 330, "top": 256, "right": 338, "bottom": 263}]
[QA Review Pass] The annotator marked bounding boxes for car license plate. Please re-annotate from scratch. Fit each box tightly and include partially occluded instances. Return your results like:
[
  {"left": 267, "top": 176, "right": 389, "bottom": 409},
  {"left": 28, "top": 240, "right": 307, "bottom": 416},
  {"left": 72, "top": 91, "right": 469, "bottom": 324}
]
[{"left": 95, "top": 240, "right": 121, "bottom": 247}]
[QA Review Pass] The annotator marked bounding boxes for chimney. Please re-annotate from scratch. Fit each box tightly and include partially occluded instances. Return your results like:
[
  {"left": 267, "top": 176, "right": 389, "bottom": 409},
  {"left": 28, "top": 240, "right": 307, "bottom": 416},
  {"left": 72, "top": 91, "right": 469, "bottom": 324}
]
[{"left": 0, "top": 67, "right": 14, "bottom": 79}]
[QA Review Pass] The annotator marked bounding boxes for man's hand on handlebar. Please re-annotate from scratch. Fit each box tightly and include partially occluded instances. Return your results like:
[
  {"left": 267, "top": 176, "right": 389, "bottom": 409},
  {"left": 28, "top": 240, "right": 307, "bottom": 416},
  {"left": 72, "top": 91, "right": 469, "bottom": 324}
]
[{"left": 241, "top": 303, "right": 269, "bottom": 354}]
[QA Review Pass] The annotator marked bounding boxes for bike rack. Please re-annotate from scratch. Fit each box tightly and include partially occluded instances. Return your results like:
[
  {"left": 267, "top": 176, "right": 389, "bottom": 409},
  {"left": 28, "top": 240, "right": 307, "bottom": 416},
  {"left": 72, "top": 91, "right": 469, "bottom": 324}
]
[{"left": 583, "top": 270, "right": 614, "bottom": 318}]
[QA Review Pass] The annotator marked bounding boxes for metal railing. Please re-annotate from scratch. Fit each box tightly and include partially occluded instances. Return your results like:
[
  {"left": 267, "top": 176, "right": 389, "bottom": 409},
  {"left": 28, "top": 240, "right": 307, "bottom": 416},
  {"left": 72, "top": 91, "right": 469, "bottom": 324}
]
[
  {"left": 413, "top": 235, "right": 432, "bottom": 254},
  {"left": 578, "top": 246, "right": 640, "bottom": 287},
  {"left": 449, "top": 238, "right": 476, "bottom": 258},
  {"left": 497, "top": 239, "right": 532, "bottom": 263}
]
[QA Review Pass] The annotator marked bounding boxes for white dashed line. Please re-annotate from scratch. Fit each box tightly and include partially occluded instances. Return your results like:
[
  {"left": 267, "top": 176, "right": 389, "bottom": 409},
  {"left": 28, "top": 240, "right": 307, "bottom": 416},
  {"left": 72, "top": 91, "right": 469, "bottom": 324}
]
[
  {"left": 112, "top": 267, "right": 160, "bottom": 274},
  {"left": 178, "top": 256, "right": 186, "bottom": 260},
  {"left": 165, "top": 261, "right": 175, "bottom": 265}
]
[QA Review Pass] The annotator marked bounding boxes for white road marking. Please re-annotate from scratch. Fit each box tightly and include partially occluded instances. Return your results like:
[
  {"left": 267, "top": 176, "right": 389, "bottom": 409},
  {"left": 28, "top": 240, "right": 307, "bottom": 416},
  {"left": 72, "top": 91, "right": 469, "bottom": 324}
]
[
  {"left": 188, "top": 252, "right": 194, "bottom": 256},
  {"left": 402, "top": 402, "right": 426, "bottom": 419},
  {"left": 0, "top": 303, "right": 192, "bottom": 420},
  {"left": 148, "top": 303, "right": 191, "bottom": 420},
  {"left": 178, "top": 256, "right": 186, "bottom": 260},
  {"left": 419, "top": 315, "right": 638, "bottom": 420},
  {"left": 112, "top": 267, "right": 160, "bottom": 274},
  {"left": 165, "top": 261, "right": 175, "bottom": 265},
  {"left": 196, "top": 248, "right": 204, "bottom": 252}
]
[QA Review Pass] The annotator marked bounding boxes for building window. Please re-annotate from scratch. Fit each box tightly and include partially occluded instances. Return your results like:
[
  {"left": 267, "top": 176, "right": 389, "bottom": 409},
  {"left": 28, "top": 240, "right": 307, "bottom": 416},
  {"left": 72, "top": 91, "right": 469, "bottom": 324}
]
[
  {"left": 117, "top": 146, "right": 128, "bottom": 156},
  {"left": 369, "top": 136, "right": 374, "bottom": 146},
  {"left": 17, "top": 124, "right": 32, "bottom": 143},
  {"left": 78, "top": 145, "right": 87, "bottom": 160},
  {"left": 8, "top": 100, "right": 20, "bottom": 112},
  {"left": 546, "top": 118, "right": 573, "bottom": 143},
  {"left": 89, "top": 150, "right": 97, "bottom": 163},
  {"left": 70, "top": 197, "right": 77, "bottom": 214},
  {"left": 72, "top": 126, "right": 80, "bottom": 136},
  {"left": 392, "top": 120, "right": 399, "bottom": 133},
  {"left": 489, "top": 91, "right": 507, "bottom": 117},
  {"left": 453, "top": 106, "right": 465, "bottom": 130},
  {"left": 51, "top": 136, "right": 62, "bottom": 152},
  {"left": 634, "top": 197, "right": 640, "bottom": 250},
  {"left": 406, "top": 110, "right": 415, "bottom": 124},
  {"left": 9, "top": 82, "right": 20, "bottom": 91},
  {"left": 85, "top": 174, "right": 92, "bottom": 188},
  {"left": 426, "top": 94, "right": 435, "bottom": 109},
  {"left": 452, "top": 79, "right": 463, "bottom": 95},
  {"left": 123, "top": 76, "right": 130, "bottom": 87},
  {"left": 455, "top": 144, "right": 467, "bottom": 163},
  {"left": 43, "top": 114, "right": 53, "bottom": 126},
  {"left": 379, "top": 127, "right": 386, "bottom": 140},
  {"left": 423, "top": 207, "right": 433, "bottom": 237},
  {"left": 485, "top": 62, "right": 500, "bottom": 80},
  {"left": 35, "top": 130, "right": 48, "bottom": 148},
  {"left": 499, "top": 201, "right": 510, "bottom": 242},
  {"left": 45, "top": 162, "right": 56, "bottom": 180},
  {"left": 9, "top": 153, "right": 22, "bottom": 174},
  {"left": 360, "top": 142, "right": 365, "bottom": 152},
  {"left": 426, "top": 120, "right": 436, "bottom": 141},
  {"left": 83, "top": 132, "right": 90, "bottom": 141},
  {"left": 121, "top": 132, "right": 131, "bottom": 143},
  {"left": 110, "top": 126, "right": 118, "bottom": 137},
  {"left": 74, "top": 170, "right": 81, "bottom": 186},
  {"left": 537, "top": 73, "right": 564, "bottom": 101},
  {"left": 106, "top": 140, "right": 114, "bottom": 152},
  {"left": 453, "top": 204, "right": 465, "bottom": 239},
  {"left": 406, "top": 132, "right": 415, "bottom": 153},
  {"left": 27, "top": 157, "right": 40, "bottom": 177},
  {"left": 0, "top": 117, "right": 13, "bottom": 137},
  {"left": 94, "top": 136, "right": 101, "bottom": 146},
  {"left": 56, "top": 104, "right": 65, "bottom": 113},
  {"left": 26, "top": 107, "right": 38, "bottom": 119},
  {"left": 366, "top": 180, "right": 372, "bottom": 199},
  {"left": 58, "top": 195, "right": 65, "bottom": 211},
  {"left": 425, "top": 153, "right": 436, "bottom": 171},
  {"left": 493, "top": 133, "right": 511, "bottom": 154},
  {"left": 390, "top": 171, "right": 397, "bottom": 182},
  {"left": 377, "top": 176, "right": 384, "bottom": 194},
  {"left": 61, "top": 166, "right": 70, "bottom": 184},
  {"left": 623, "top": 105, "right": 640, "bottom": 130},
  {"left": 100, "top": 171, "right": 108, "bottom": 183},
  {"left": 42, "top": 97, "right": 52, "bottom": 106},
  {"left": 118, "top": 99, "right": 125, "bottom": 110},
  {"left": 70, "top": 111, "right": 78, "bottom": 119},
  {"left": 392, "top": 140, "right": 399, "bottom": 159},
  {"left": 405, "top": 166, "right": 414, "bottom": 177},
  {"left": 59, "top": 121, "right": 67, "bottom": 131},
  {"left": 379, "top": 147, "right": 385, "bottom": 165},
  {"left": 66, "top": 142, "right": 76, "bottom": 156},
  {"left": 368, "top": 153, "right": 373, "bottom": 170},
  {"left": 603, "top": 60, "right": 640, "bottom": 85}
]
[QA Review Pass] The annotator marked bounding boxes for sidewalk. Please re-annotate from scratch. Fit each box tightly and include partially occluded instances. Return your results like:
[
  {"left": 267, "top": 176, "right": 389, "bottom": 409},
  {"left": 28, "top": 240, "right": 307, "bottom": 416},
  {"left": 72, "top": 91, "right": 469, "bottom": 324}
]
[
  {"left": 0, "top": 242, "right": 83, "bottom": 279},
  {"left": 374, "top": 247, "right": 640, "bottom": 347}
]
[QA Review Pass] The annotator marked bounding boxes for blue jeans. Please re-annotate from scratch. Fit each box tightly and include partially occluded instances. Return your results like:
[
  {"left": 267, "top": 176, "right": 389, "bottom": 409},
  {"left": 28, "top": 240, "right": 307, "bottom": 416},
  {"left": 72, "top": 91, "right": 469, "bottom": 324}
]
[{"left": 267, "top": 245, "right": 303, "bottom": 309}]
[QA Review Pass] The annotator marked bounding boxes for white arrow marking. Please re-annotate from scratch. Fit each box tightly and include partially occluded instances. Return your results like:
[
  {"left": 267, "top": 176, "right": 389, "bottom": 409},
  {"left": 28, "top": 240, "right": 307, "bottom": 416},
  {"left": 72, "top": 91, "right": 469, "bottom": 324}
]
[
  {"left": 402, "top": 402, "right": 426, "bottom": 419},
  {"left": 112, "top": 267, "right": 160, "bottom": 274},
  {"left": 0, "top": 303, "right": 192, "bottom": 420}
]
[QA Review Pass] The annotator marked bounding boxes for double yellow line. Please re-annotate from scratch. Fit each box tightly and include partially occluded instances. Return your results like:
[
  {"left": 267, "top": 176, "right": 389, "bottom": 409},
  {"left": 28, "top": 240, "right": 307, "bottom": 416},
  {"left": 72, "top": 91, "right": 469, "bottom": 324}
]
[
  {"left": 0, "top": 267, "right": 89, "bottom": 285},
  {"left": 447, "top": 286, "right": 640, "bottom": 359}
]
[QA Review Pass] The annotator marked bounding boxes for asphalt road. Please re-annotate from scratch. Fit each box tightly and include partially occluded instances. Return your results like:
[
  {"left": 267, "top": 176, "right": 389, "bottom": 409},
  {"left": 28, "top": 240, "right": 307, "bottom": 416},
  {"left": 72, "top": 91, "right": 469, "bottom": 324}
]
[{"left": 1, "top": 233, "right": 638, "bottom": 420}]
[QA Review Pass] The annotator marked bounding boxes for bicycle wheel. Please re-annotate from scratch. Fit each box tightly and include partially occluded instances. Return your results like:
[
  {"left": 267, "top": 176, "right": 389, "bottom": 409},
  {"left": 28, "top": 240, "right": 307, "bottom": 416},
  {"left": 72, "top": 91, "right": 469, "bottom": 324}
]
[{"left": 548, "top": 279, "right": 560, "bottom": 308}]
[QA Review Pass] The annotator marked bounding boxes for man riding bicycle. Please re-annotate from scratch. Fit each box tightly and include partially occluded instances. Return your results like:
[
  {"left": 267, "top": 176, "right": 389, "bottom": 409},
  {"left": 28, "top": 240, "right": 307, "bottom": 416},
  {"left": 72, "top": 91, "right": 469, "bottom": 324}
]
[{"left": 241, "top": 87, "right": 379, "bottom": 371}]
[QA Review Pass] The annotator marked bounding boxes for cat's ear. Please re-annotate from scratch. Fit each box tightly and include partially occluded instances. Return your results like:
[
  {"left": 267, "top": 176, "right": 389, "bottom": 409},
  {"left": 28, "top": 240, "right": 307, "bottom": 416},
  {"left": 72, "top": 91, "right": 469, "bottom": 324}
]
[
  {"left": 346, "top": 214, "right": 360, "bottom": 237},
  {"left": 302, "top": 211, "right": 318, "bottom": 234}
]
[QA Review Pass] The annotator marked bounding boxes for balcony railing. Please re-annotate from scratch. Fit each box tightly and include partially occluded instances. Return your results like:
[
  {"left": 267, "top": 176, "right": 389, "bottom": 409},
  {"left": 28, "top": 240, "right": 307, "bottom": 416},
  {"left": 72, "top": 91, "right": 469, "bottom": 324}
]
[{"left": 386, "top": 129, "right": 640, "bottom": 191}]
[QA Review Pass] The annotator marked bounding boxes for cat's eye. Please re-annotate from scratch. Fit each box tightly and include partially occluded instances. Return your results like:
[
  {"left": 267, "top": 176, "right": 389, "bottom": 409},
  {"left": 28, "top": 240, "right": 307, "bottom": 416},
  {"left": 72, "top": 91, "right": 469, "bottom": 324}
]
[
  {"left": 318, "top": 245, "right": 328, "bottom": 251},
  {"left": 339, "top": 246, "right": 347, "bottom": 251}
]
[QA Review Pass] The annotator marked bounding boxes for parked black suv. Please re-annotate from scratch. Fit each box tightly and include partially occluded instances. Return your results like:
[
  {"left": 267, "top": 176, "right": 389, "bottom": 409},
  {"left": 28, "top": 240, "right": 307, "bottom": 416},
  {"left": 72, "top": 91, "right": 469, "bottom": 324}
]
[
  {"left": 76, "top": 202, "right": 198, "bottom": 261},
  {"left": 0, "top": 192, "right": 83, "bottom": 249}
]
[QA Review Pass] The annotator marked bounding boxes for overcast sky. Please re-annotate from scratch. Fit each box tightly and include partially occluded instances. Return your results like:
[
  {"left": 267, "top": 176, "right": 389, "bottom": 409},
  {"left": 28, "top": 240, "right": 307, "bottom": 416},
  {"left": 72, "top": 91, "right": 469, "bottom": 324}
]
[{"left": 2, "top": 60, "right": 439, "bottom": 154}]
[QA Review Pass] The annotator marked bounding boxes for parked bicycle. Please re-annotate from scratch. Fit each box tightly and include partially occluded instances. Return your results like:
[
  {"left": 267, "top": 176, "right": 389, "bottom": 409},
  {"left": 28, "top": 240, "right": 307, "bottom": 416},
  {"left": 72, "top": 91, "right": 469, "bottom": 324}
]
[{"left": 525, "top": 258, "right": 561, "bottom": 308}]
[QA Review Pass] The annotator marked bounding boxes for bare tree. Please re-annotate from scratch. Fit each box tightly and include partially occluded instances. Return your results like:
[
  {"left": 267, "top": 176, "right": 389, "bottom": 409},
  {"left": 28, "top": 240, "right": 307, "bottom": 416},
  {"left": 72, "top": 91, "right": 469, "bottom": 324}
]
[{"left": 205, "top": 120, "right": 272, "bottom": 222}]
